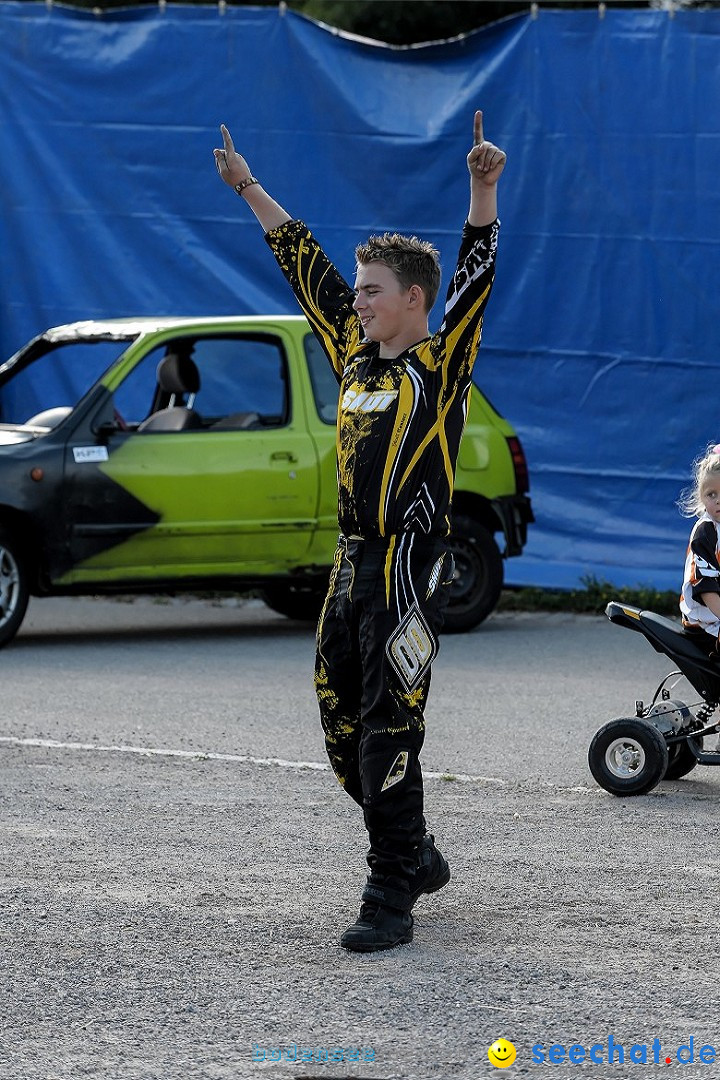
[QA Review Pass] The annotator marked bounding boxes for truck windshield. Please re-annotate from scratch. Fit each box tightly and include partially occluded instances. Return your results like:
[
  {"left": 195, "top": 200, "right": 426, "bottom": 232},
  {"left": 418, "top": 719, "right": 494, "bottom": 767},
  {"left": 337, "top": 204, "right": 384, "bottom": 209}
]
[{"left": 0, "top": 340, "right": 127, "bottom": 426}]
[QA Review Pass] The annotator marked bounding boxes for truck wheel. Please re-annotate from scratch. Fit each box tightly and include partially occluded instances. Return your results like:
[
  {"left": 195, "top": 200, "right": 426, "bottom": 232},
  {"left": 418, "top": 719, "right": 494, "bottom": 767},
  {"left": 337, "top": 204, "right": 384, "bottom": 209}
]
[
  {"left": 588, "top": 717, "right": 669, "bottom": 796},
  {"left": 260, "top": 582, "right": 326, "bottom": 623},
  {"left": 0, "top": 529, "right": 30, "bottom": 647},
  {"left": 443, "top": 516, "right": 503, "bottom": 633}
]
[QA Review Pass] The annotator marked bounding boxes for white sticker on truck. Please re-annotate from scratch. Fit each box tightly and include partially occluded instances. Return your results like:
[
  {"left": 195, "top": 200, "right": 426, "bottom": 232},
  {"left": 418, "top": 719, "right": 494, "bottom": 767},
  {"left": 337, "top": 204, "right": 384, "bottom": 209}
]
[{"left": 73, "top": 446, "right": 109, "bottom": 463}]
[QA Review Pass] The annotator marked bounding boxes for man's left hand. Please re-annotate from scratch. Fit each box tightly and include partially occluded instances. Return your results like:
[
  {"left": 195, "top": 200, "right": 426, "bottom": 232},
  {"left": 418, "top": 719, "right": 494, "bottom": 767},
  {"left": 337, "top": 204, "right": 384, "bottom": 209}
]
[{"left": 467, "top": 110, "right": 506, "bottom": 185}]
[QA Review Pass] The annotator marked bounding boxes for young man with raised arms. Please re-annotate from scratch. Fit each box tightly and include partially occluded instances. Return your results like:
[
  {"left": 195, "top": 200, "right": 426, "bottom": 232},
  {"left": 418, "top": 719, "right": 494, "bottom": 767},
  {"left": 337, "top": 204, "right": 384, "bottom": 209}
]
[{"left": 214, "top": 112, "right": 506, "bottom": 952}]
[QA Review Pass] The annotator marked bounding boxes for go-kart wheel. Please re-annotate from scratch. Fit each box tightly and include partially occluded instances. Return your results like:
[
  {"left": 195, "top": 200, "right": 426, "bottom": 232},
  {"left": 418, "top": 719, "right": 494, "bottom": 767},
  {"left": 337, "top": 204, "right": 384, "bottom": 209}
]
[
  {"left": 588, "top": 717, "right": 669, "bottom": 796},
  {"left": 664, "top": 737, "right": 702, "bottom": 781}
]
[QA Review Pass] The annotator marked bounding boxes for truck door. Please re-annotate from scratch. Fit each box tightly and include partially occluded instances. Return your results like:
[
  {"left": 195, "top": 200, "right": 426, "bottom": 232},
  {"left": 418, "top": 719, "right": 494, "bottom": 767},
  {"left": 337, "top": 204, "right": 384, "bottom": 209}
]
[{"left": 63, "top": 332, "right": 320, "bottom": 581}]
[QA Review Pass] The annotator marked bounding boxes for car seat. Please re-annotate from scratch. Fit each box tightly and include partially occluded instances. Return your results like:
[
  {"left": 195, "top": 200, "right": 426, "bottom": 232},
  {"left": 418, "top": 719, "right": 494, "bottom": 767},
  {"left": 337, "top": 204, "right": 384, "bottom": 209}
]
[{"left": 137, "top": 353, "right": 202, "bottom": 432}]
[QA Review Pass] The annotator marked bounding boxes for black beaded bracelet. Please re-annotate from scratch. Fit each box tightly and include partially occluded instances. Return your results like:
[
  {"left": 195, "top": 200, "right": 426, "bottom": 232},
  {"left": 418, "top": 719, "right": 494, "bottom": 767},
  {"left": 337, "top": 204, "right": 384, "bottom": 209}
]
[{"left": 234, "top": 176, "right": 260, "bottom": 196}]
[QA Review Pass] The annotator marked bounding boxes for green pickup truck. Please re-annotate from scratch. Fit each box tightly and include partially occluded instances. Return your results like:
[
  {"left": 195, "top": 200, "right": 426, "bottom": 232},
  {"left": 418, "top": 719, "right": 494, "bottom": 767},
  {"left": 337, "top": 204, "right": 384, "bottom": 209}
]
[{"left": 0, "top": 315, "right": 533, "bottom": 646}]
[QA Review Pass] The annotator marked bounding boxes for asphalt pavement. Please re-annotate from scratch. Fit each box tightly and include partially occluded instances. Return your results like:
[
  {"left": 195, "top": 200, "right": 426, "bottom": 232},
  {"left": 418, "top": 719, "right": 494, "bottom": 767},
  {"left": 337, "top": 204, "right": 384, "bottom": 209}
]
[{"left": 1, "top": 596, "right": 719, "bottom": 1080}]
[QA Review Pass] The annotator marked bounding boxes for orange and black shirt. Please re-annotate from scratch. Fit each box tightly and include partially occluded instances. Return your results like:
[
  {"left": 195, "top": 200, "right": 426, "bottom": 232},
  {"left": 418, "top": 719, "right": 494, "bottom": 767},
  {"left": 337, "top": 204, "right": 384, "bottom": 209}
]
[{"left": 265, "top": 218, "right": 499, "bottom": 539}]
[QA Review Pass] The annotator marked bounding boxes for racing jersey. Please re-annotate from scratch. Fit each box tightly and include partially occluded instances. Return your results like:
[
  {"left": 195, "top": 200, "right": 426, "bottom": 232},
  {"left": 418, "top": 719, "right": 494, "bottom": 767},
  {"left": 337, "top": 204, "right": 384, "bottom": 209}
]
[
  {"left": 265, "top": 217, "right": 499, "bottom": 539},
  {"left": 680, "top": 513, "right": 720, "bottom": 636}
]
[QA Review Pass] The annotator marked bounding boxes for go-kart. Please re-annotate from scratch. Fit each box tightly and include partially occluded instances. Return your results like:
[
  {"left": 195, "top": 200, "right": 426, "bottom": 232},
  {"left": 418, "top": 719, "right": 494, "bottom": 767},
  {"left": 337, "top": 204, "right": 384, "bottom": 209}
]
[{"left": 588, "top": 601, "right": 720, "bottom": 796}]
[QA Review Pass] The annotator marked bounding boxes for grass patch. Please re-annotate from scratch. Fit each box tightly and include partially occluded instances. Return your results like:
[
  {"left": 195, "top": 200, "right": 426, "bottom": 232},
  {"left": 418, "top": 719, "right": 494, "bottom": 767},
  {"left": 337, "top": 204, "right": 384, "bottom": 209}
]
[{"left": 498, "top": 574, "right": 679, "bottom": 616}]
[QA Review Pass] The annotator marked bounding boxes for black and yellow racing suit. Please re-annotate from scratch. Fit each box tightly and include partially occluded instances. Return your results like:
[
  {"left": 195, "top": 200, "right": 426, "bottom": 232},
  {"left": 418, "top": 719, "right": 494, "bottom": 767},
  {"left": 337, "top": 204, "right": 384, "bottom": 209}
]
[{"left": 266, "top": 218, "right": 499, "bottom": 881}]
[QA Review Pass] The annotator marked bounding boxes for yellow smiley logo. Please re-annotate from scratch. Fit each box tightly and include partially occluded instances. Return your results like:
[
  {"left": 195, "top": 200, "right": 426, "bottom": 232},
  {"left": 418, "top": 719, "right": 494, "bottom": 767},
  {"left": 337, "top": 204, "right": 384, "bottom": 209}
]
[{"left": 488, "top": 1039, "right": 517, "bottom": 1068}]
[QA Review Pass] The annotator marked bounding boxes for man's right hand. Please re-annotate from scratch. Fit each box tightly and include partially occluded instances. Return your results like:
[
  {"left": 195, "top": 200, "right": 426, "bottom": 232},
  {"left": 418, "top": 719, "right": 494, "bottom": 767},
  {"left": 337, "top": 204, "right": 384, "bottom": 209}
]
[
  {"left": 212, "top": 123, "right": 292, "bottom": 232},
  {"left": 213, "top": 124, "right": 254, "bottom": 189}
]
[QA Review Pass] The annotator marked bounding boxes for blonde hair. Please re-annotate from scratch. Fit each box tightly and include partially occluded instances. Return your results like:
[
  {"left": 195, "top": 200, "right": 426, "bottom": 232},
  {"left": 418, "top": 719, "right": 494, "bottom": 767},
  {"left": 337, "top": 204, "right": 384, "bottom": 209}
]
[
  {"left": 355, "top": 233, "right": 442, "bottom": 313},
  {"left": 678, "top": 443, "right": 720, "bottom": 517}
]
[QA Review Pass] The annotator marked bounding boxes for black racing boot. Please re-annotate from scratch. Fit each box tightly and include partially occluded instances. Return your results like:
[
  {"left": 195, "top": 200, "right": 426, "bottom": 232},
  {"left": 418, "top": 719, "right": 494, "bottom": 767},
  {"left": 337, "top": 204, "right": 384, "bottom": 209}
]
[
  {"left": 340, "top": 877, "right": 413, "bottom": 953},
  {"left": 408, "top": 834, "right": 450, "bottom": 907}
]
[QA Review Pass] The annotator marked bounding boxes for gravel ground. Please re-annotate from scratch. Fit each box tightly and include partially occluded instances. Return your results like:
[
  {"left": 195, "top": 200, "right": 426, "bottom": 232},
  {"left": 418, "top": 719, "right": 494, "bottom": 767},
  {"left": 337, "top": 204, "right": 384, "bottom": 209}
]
[{"left": 1, "top": 597, "right": 719, "bottom": 1079}]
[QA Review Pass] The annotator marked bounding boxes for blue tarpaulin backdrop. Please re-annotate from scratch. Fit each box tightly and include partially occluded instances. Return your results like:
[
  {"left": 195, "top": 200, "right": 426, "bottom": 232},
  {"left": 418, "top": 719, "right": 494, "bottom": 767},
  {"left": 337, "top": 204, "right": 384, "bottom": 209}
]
[{"left": 1, "top": 2, "right": 718, "bottom": 590}]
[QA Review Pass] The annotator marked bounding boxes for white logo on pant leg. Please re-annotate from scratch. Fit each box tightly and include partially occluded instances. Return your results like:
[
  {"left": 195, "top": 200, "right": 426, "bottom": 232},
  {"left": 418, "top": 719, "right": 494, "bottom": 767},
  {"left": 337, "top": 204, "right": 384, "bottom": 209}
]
[
  {"left": 381, "top": 750, "right": 409, "bottom": 792},
  {"left": 426, "top": 555, "right": 445, "bottom": 599},
  {"left": 386, "top": 604, "right": 438, "bottom": 690}
]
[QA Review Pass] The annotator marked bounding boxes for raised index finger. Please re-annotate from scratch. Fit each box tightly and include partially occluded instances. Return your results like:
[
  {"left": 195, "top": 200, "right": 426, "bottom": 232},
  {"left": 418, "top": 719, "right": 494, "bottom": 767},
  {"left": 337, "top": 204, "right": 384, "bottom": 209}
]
[
  {"left": 220, "top": 124, "right": 235, "bottom": 153},
  {"left": 473, "top": 110, "right": 484, "bottom": 146}
]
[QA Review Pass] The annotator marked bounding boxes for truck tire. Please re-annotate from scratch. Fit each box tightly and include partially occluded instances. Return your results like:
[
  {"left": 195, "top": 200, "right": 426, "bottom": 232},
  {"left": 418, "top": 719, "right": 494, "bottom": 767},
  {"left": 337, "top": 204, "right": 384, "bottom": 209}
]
[
  {"left": 0, "top": 528, "right": 30, "bottom": 647},
  {"left": 443, "top": 516, "right": 503, "bottom": 633},
  {"left": 260, "top": 582, "right": 327, "bottom": 623}
]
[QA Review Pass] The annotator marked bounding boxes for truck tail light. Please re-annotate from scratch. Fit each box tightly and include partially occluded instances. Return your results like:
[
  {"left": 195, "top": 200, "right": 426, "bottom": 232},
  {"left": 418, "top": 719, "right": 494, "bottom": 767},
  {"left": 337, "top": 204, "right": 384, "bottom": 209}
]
[{"left": 506, "top": 435, "right": 529, "bottom": 494}]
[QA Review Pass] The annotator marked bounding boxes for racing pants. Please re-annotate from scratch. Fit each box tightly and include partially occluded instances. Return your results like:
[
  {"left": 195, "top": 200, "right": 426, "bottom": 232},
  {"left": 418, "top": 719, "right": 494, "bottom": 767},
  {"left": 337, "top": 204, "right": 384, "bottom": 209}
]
[{"left": 314, "top": 533, "right": 453, "bottom": 881}]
